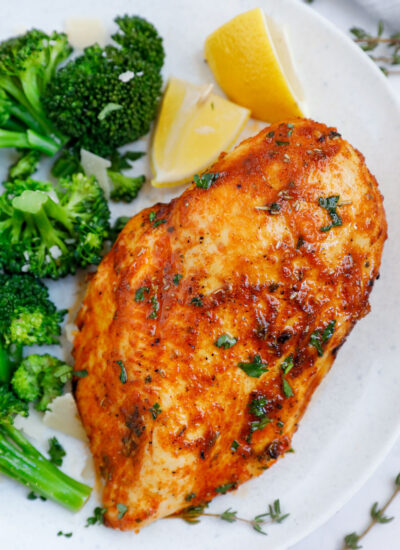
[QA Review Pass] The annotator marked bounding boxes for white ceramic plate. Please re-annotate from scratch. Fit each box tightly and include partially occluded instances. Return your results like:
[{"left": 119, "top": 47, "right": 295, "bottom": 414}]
[{"left": 1, "top": 1, "right": 400, "bottom": 549}]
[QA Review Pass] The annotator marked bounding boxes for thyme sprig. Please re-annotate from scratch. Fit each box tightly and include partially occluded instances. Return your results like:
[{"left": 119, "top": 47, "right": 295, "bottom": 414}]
[
  {"left": 342, "top": 472, "right": 400, "bottom": 549},
  {"left": 175, "top": 499, "right": 289, "bottom": 535},
  {"left": 350, "top": 22, "right": 400, "bottom": 75}
]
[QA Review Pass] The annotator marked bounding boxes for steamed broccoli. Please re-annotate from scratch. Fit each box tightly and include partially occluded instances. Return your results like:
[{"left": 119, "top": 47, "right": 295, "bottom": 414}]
[
  {"left": 43, "top": 15, "right": 164, "bottom": 157},
  {"left": 0, "top": 273, "right": 66, "bottom": 383},
  {"left": 0, "top": 383, "right": 91, "bottom": 511},
  {"left": 52, "top": 148, "right": 146, "bottom": 203},
  {"left": 108, "top": 171, "right": 145, "bottom": 202},
  {"left": 0, "top": 30, "right": 71, "bottom": 155},
  {"left": 0, "top": 383, "right": 28, "bottom": 421},
  {"left": 11, "top": 354, "right": 72, "bottom": 412},
  {"left": 0, "top": 173, "right": 110, "bottom": 278},
  {"left": 8, "top": 149, "right": 40, "bottom": 180}
]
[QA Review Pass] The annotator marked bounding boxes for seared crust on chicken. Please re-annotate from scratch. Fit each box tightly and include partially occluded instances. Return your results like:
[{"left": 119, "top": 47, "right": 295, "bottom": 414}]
[{"left": 73, "top": 118, "right": 386, "bottom": 530}]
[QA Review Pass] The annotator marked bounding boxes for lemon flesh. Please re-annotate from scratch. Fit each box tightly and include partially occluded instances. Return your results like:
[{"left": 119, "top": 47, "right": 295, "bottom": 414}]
[
  {"left": 151, "top": 77, "right": 250, "bottom": 187},
  {"left": 204, "top": 8, "right": 306, "bottom": 122}
]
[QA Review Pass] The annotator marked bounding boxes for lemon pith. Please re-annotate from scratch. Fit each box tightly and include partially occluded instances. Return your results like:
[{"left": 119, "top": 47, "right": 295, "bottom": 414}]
[{"left": 204, "top": 8, "right": 306, "bottom": 122}]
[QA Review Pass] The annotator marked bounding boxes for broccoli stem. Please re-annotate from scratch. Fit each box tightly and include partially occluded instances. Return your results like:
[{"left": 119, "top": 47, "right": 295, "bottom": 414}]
[
  {"left": 26, "top": 130, "right": 60, "bottom": 156},
  {"left": 0, "top": 129, "right": 30, "bottom": 149},
  {"left": 0, "top": 129, "right": 59, "bottom": 156},
  {"left": 6, "top": 101, "right": 45, "bottom": 135},
  {"left": 0, "top": 423, "right": 91, "bottom": 512}
]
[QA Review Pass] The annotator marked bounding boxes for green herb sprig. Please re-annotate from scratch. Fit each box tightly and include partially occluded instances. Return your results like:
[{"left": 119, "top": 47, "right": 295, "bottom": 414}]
[
  {"left": 350, "top": 21, "right": 400, "bottom": 76},
  {"left": 175, "top": 499, "right": 289, "bottom": 535},
  {"left": 342, "top": 473, "right": 400, "bottom": 549}
]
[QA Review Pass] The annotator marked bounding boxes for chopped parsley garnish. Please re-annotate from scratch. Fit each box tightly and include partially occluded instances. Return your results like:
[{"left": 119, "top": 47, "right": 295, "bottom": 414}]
[
  {"left": 215, "top": 482, "right": 237, "bottom": 494},
  {"left": 214, "top": 334, "right": 237, "bottom": 349},
  {"left": 248, "top": 417, "right": 272, "bottom": 441},
  {"left": 149, "top": 402, "right": 161, "bottom": 420},
  {"left": 275, "top": 140, "right": 290, "bottom": 146},
  {"left": 74, "top": 369, "right": 88, "bottom": 378},
  {"left": 231, "top": 440, "right": 239, "bottom": 452},
  {"left": 194, "top": 172, "right": 220, "bottom": 190},
  {"left": 148, "top": 294, "right": 159, "bottom": 319},
  {"left": 153, "top": 219, "right": 167, "bottom": 227},
  {"left": 282, "top": 378, "right": 294, "bottom": 398},
  {"left": 145, "top": 375, "right": 152, "bottom": 384},
  {"left": 268, "top": 202, "right": 281, "bottom": 214},
  {"left": 57, "top": 531, "right": 73, "bottom": 538},
  {"left": 117, "top": 503, "right": 128, "bottom": 520},
  {"left": 310, "top": 320, "right": 336, "bottom": 356},
  {"left": 318, "top": 196, "right": 343, "bottom": 232},
  {"left": 185, "top": 492, "right": 196, "bottom": 502},
  {"left": 281, "top": 354, "right": 294, "bottom": 375},
  {"left": 277, "top": 421, "right": 284, "bottom": 428},
  {"left": 296, "top": 236, "right": 304, "bottom": 249},
  {"left": 27, "top": 491, "right": 46, "bottom": 501},
  {"left": 173, "top": 273, "right": 183, "bottom": 285},
  {"left": 86, "top": 507, "right": 107, "bottom": 527},
  {"left": 48, "top": 437, "right": 66, "bottom": 466},
  {"left": 149, "top": 211, "right": 166, "bottom": 227},
  {"left": 281, "top": 355, "right": 294, "bottom": 398},
  {"left": 238, "top": 355, "right": 268, "bottom": 378},
  {"left": 190, "top": 296, "right": 203, "bottom": 307},
  {"left": 135, "top": 286, "right": 149, "bottom": 302},
  {"left": 248, "top": 396, "right": 268, "bottom": 417},
  {"left": 287, "top": 123, "right": 294, "bottom": 136},
  {"left": 266, "top": 130, "right": 275, "bottom": 138},
  {"left": 247, "top": 397, "right": 272, "bottom": 441},
  {"left": 116, "top": 360, "right": 127, "bottom": 384}
]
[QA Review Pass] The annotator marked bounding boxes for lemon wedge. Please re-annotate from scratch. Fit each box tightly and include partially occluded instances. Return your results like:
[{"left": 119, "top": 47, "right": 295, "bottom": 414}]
[
  {"left": 204, "top": 8, "right": 306, "bottom": 122},
  {"left": 150, "top": 77, "right": 250, "bottom": 187}
]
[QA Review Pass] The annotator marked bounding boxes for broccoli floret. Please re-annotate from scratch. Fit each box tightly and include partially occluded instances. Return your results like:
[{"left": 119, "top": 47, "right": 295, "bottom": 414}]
[
  {"left": 0, "top": 30, "right": 71, "bottom": 155},
  {"left": 51, "top": 148, "right": 82, "bottom": 178},
  {"left": 0, "top": 273, "right": 66, "bottom": 383},
  {"left": 0, "top": 173, "right": 110, "bottom": 278},
  {"left": 43, "top": 15, "right": 164, "bottom": 157},
  {"left": 109, "top": 150, "right": 145, "bottom": 171},
  {"left": 53, "top": 147, "right": 146, "bottom": 202},
  {"left": 110, "top": 215, "right": 130, "bottom": 243},
  {"left": 8, "top": 149, "right": 40, "bottom": 180},
  {"left": 11, "top": 354, "right": 72, "bottom": 412},
  {"left": 0, "top": 382, "right": 91, "bottom": 510},
  {"left": 0, "top": 383, "right": 29, "bottom": 421},
  {"left": 0, "top": 273, "right": 66, "bottom": 348},
  {"left": 108, "top": 171, "right": 145, "bottom": 202}
]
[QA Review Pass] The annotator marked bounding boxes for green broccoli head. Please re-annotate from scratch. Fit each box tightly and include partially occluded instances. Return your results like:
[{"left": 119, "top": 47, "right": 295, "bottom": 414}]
[
  {"left": 0, "top": 173, "right": 110, "bottom": 278},
  {"left": 11, "top": 354, "right": 72, "bottom": 412},
  {"left": 108, "top": 171, "right": 145, "bottom": 202},
  {"left": 0, "top": 273, "right": 66, "bottom": 349},
  {"left": 8, "top": 149, "right": 41, "bottom": 180},
  {"left": 0, "top": 383, "right": 29, "bottom": 423},
  {"left": 0, "top": 30, "right": 71, "bottom": 155},
  {"left": 43, "top": 15, "right": 164, "bottom": 157}
]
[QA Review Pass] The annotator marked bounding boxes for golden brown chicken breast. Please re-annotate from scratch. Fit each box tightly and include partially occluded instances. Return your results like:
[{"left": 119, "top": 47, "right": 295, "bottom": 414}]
[{"left": 73, "top": 118, "right": 386, "bottom": 531}]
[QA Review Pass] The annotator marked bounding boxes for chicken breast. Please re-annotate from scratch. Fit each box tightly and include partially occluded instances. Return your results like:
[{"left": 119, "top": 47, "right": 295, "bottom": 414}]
[{"left": 73, "top": 118, "right": 386, "bottom": 531}]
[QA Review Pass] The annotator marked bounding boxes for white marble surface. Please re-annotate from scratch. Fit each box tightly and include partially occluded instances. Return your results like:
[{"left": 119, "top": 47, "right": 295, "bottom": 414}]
[{"left": 291, "top": 6, "right": 400, "bottom": 550}]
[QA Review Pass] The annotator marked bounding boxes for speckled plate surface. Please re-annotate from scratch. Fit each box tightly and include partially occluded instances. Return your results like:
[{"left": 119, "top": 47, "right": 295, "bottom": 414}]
[{"left": 1, "top": 1, "right": 400, "bottom": 549}]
